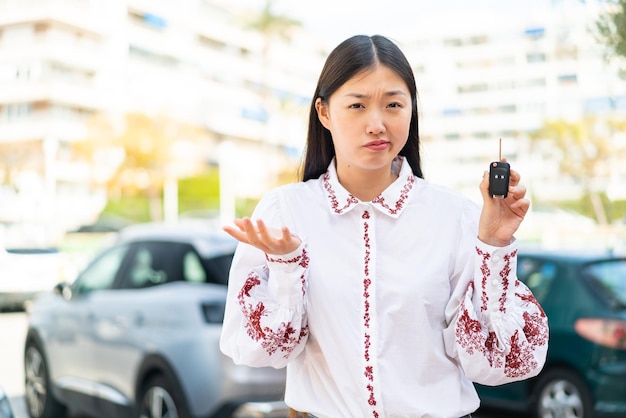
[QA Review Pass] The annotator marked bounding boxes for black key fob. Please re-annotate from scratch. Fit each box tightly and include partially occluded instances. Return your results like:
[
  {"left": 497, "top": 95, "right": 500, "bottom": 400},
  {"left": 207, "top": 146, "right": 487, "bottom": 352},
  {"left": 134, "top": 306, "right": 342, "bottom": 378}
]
[{"left": 489, "top": 161, "right": 510, "bottom": 198}]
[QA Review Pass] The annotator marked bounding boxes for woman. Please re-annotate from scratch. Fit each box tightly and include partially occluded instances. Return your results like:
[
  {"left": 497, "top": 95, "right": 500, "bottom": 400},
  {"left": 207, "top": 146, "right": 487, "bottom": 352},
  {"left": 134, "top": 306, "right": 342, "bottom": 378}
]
[{"left": 219, "top": 34, "right": 548, "bottom": 418}]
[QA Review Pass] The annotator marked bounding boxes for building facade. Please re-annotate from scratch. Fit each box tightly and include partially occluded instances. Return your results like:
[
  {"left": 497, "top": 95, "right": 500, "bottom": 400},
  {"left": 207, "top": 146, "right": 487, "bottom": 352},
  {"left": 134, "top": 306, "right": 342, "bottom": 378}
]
[
  {"left": 399, "top": 1, "right": 626, "bottom": 205},
  {"left": 0, "top": 0, "right": 624, "bottom": 247},
  {"left": 0, "top": 0, "right": 320, "bottom": 242}
]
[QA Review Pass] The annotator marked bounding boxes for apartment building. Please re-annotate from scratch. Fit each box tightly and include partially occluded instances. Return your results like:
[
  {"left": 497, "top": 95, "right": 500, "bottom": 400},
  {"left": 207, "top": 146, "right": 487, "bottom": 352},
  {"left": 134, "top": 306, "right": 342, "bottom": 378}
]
[
  {"left": 1, "top": 0, "right": 624, "bottom": 245},
  {"left": 0, "top": 0, "right": 320, "bottom": 237},
  {"left": 399, "top": 1, "right": 626, "bottom": 203}
]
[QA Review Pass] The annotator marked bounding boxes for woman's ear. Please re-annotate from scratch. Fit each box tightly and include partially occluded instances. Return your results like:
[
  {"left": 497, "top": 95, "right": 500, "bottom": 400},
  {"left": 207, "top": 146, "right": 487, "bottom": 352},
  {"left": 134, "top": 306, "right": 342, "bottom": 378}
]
[{"left": 315, "top": 98, "right": 331, "bottom": 130}]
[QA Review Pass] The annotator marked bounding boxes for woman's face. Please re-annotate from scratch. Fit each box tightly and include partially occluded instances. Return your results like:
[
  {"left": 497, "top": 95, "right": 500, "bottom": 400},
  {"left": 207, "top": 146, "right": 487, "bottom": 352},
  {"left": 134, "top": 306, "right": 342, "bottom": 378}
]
[{"left": 315, "top": 64, "right": 412, "bottom": 175}]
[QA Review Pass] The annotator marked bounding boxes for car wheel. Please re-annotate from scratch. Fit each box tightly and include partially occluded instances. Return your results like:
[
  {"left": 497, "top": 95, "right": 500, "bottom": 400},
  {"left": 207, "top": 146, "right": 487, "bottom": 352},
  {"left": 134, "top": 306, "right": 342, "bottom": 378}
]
[
  {"left": 138, "top": 374, "right": 189, "bottom": 418},
  {"left": 24, "top": 340, "right": 66, "bottom": 418},
  {"left": 532, "top": 368, "right": 593, "bottom": 418}
]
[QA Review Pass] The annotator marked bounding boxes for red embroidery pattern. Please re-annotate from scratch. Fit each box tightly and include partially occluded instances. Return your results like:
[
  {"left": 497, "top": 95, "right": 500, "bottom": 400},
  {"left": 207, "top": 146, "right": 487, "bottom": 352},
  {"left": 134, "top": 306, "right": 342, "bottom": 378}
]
[
  {"left": 268, "top": 249, "right": 310, "bottom": 297},
  {"left": 498, "top": 252, "right": 515, "bottom": 313},
  {"left": 504, "top": 331, "right": 538, "bottom": 378},
  {"left": 456, "top": 299, "right": 506, "bottom": 368},
  {"left": 456, "top": 248, "right": 548, "bottom": 378},
  {"left": 323, "top": 172, "right": 358, "bottom": 214},
  {"left": 517, "top": 290, "right": 546, "bottom": 317},
  {"left": 323, "top": 171, "right": 414, "bottom": 218},
  {"left": 370, "top": 176, "right": 415, "bottom": 215},
  {"left": 237, "top": 251, "right": 310, "bottom": 359},
  {"left": 361, "top": 212, "right": 379, "bottom": 417},
  {"left": 266, "top": 249, "right": 309, "bottom": 266},
  {"left": 476, "top": 247, "right": 490, "bottom": 312}
]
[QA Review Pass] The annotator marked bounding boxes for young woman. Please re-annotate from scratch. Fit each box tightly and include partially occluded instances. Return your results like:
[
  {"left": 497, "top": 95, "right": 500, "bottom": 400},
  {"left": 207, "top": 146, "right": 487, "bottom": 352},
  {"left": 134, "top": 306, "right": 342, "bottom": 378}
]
[{"left": 219, "top": 34, "right": 548, "bottom": 418}]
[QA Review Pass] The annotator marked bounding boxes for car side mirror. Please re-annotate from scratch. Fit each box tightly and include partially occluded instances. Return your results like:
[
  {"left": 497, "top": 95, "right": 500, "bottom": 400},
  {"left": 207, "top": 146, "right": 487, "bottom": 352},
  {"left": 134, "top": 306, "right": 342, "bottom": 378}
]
[{"left": 53, "top": 282, "right": 73, "bottom": 301}]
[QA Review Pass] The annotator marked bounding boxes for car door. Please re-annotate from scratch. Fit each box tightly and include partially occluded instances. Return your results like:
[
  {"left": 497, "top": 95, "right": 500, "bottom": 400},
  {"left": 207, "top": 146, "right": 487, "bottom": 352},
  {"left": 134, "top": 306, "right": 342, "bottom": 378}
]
[
  {"left": 85, "top": 240, "right": 188, "bottom": 411},
  {"left": 43, "top": 242, "right": 131, "bottom": 412}
]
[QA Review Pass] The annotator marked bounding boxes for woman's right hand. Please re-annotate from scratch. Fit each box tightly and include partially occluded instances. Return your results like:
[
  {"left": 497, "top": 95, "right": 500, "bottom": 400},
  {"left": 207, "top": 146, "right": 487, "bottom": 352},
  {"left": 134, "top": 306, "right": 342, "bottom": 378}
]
[{"left": 223, "top": 217, "right": 301, "bottom": 255}]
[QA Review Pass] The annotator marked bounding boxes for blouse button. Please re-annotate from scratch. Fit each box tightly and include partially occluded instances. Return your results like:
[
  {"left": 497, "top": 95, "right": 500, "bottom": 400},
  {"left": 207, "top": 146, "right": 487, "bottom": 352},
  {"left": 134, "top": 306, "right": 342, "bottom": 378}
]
[
  {"left": 492, "top": 255, "right": 501, "bottom": 264},
  {"left": 492, "top": 278, "right": 499, "bottom": 286}
]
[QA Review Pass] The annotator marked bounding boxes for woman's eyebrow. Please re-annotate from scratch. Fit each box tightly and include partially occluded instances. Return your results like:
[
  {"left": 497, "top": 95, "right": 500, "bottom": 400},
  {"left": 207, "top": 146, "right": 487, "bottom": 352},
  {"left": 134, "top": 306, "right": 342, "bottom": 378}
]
[{"left": 343, "top": 90, "right": 408, "bottom": 98}]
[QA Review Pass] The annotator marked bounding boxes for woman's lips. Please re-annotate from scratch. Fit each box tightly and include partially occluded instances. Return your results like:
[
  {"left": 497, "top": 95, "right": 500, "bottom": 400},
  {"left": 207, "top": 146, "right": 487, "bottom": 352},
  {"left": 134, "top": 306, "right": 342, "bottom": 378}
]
[{"left": 365, "top": 140, "right": 390, "bottom": 151}]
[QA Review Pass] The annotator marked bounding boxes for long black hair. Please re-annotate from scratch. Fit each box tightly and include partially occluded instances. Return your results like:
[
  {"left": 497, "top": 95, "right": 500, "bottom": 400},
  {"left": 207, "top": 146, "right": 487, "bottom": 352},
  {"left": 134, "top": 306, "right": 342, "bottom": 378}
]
[{"left": 299, "top": 34, "right": 423, "bottom": 181}]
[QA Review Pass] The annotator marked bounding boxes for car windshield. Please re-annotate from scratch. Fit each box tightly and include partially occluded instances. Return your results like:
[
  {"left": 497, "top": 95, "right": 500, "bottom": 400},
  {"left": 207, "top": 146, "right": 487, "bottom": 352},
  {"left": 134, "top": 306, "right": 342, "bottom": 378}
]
[{"left": 583, "top": 260, "right": 626, "bottom": 309}]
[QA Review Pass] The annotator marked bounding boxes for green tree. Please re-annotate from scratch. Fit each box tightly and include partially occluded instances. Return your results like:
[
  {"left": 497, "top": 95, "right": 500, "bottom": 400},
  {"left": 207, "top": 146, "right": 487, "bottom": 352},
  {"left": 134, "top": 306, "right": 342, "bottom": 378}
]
[
  {"left": 596, "top": 0, "right": 626, "bottom": 76},
  {"left": 532, "top": 116, "right": 626, "bottom": 224},
  {"left": 241, "top": 0, "right": 301, "bottom": 111},
  {"left": 76, "top": 112, "right": 209, "bottom": 222},
  {"left": 243, "top": 0, "right": 301, "bottom": 67}
]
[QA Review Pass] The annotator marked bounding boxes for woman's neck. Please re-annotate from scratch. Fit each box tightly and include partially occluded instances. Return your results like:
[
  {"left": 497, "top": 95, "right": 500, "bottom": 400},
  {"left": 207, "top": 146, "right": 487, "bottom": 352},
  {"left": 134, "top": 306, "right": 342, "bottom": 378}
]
[{"left": 336, "top": 165, "right": 398, "bottom": 202}]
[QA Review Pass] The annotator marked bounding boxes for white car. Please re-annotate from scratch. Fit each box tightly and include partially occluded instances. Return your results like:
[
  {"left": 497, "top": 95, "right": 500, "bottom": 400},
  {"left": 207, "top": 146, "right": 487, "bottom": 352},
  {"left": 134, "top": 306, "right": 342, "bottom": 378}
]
[
  {"left": 0, "top": 247, "right": 71, "bottom": 311},
  {"left": 24, "top": 221, "right": 288, "bottom": 418}
]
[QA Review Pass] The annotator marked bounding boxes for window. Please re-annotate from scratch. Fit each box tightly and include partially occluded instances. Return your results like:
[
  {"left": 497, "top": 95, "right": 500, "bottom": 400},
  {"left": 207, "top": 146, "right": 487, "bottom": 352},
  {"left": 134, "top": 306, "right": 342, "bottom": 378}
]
[
  {"left": 74, "top": 244, "right": 130, "bottom": 294},
  {"left": 203, "top": 253, "right": 234, "bottom": 285},
  {"left": 121, "top": 242, "right": 176, "bottom": 289},
  {"left": 583, "top": 260, "right": 626, "bottom": 307},
  {"left": 558, "top": 74, "right": 578, "bottom": 85},
  {"left": 128, "top": 248, "right": 167, "bottom": 287},
  {"left": 183, "top": 250, "right": 207, "bottom": 283},
  {"left": 517, "top": 257, "right": 557, "bottom": 303},
  {"left": 525, "top": 27, "right": 545, "bottom": 40},
  {"left": 457, "top": 84, "right": 488, "bottom": 94},
  {"left": 526, "top": 52, "right": 546, "bottom": 63}
]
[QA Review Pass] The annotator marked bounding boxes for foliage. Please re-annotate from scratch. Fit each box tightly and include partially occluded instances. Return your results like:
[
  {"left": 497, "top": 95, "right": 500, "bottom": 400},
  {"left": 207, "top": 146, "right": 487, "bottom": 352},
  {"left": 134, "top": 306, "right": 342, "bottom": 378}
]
[
  {"left": 76, "top": 112, "right": 210, "bottom": 221},
  {"left": 177, "top": 171, "right": 221, "bottom": 215},
  {"left": 551, "top": 195, "right": 626, "bottom": 224},
  {"left": 103, "top": 195, "right": 152, "bottom": 223},
  {"left": 242, "top": 0, "right": 301, "bottom": 44},
  {"left": 595, "top": 0, "right": 626, "bottom": 76},
  {"left": 531, "top": 116, "right": 626, "bottom": 224}
]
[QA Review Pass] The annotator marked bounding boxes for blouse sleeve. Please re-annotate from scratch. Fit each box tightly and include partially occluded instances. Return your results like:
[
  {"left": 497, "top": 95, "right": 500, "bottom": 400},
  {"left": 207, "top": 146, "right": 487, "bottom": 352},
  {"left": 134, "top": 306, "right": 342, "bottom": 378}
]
[
  {"left": 443, "top": 202, "right": 549, "bottom": 386},
  {"left": 219, "top": 190, "right": 309, "bottom": 369}
]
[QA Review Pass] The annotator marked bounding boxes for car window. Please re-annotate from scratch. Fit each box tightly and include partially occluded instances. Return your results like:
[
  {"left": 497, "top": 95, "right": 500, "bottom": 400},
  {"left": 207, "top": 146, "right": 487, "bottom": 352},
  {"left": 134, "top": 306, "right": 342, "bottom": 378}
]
[
  {"left": 517, "top": 257, "right": 557, "bottom": 303},
  {"left": 583, "top": 260, "right": 626, "bottom": 308},
  {"left": 128, "top": 247, "right": 167, "bottom": 287},
  {"left": 121, "top": 242, "right": 176, "bottom": 289},
  {"left": 203, "top": 253, "right": 234, "bottom": 285},
  {"left": 74, "top": 244, "right": 130, "bottom": 294},
  {"left": 183, "top": 250, "right": 207, "bottom": 283}
]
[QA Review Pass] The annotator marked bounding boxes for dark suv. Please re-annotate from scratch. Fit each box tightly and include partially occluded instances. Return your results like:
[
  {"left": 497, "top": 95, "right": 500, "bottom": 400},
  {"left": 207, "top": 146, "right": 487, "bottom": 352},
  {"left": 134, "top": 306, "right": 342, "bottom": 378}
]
[{"left": 475, "top": 249, "right": 626, "bottom": 418}]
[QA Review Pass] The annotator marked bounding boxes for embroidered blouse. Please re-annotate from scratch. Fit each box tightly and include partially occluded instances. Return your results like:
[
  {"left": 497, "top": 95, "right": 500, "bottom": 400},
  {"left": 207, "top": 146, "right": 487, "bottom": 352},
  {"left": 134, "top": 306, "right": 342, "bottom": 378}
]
[{"left": 220, "top": 157, "right": 549, "bottom": 418}]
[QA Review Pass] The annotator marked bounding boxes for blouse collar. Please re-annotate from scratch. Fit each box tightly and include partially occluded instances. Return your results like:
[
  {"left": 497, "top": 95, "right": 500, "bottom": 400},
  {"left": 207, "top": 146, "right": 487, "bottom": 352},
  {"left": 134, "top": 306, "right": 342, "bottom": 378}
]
[{"left": 321, "top": 156, "right": 416, "bottom": 218}]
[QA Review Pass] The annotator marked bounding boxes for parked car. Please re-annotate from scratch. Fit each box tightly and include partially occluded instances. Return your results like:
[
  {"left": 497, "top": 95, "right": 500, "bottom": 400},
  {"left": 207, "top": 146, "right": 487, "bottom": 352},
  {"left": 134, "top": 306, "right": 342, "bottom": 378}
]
[
  {"left": 0, "top": 385, "right": 15, "bottom": 418},
  {"left": 475, "top": 249, "right": 626, "bottom": 418},
  {"left": 0, "top": 247, "right": 72, "bottom": 311},
  {"left": 23, "top": 221, "right": 288, "bottom": 418}
]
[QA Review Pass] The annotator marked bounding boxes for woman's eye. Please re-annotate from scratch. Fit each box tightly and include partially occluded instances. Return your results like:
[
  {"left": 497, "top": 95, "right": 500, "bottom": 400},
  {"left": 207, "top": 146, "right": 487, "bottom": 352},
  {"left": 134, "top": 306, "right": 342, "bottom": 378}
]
[
  {"left": 388, "top": 102, "right": 402, "bottom": 108},
  {"left": 349, "top": 103, "right": 364, "bottom": 109}
]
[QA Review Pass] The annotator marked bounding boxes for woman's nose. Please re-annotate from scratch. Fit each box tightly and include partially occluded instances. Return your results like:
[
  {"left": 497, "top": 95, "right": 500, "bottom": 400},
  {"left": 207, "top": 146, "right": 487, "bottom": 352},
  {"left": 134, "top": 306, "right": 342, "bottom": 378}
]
[{"left": 366, "top": 110, "right": 386, "bottom": 134}]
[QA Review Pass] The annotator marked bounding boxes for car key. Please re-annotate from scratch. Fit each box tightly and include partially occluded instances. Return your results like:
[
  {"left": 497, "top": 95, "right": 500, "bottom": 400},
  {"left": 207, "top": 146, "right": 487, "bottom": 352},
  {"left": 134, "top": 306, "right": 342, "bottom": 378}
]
[{"left": 489, "top": 138, "right": 510, "bottom": 198}]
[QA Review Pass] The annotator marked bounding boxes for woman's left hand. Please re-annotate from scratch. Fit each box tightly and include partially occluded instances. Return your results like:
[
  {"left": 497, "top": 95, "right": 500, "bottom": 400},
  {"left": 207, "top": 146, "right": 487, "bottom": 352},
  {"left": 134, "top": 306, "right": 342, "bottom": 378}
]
[{"left": 478, "top": 160, "right": 530, "bottom": 247}]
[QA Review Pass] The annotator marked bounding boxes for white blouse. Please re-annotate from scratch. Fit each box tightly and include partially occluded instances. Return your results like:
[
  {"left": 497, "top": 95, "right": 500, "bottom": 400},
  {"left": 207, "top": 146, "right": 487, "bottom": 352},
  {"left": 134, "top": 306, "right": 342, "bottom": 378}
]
[{"left": 220, "top": 157, "right": 549, "bottom": 418}]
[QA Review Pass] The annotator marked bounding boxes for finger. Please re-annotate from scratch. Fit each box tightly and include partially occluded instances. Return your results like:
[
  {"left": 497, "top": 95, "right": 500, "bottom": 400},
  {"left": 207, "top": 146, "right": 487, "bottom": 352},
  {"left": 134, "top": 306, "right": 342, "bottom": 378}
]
[
  {"left": 509, "top": 183, "right": 527, "bottom": 200},
  {"left": 240, "top": 217, "right": 262, "bottom": 245},
  {"left": 510, "top": 198, "right": 531, "bottom": 217},
  {"left": 233, "top": 218, "right": 250, "bottom": 232},
  {"left": 222, "top": 225, "right": 249, "bottom": 243},
  {"left": 256, "top": 219, "right": 274, "bottom": 242},
  {"left": 509, "top": 168, "right": 521, "bottom": 187},
  {"left": 281, "top": 226, "right": 292, "bottom": 242},
  {"left": 479, "top": 170, "right": 492, "bottom": 202}
]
